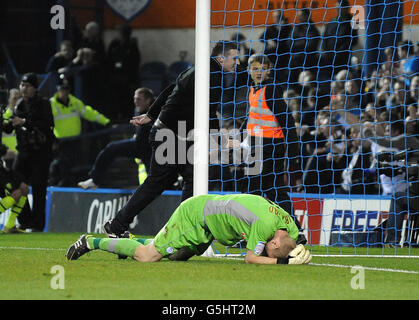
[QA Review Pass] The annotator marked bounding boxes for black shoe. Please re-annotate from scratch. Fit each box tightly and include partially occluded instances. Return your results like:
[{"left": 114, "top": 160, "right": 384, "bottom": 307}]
[
  {"left": 66, "top": 234, "right": 91, "bottom": 260},
  {"left": 117, "top": 231, "right": 135, "bottom": 260},
  {"left": 103, "top": 220, "right": 123, "bottom": 238},
  {"left": 296, "top": 233, "right": 307, "bottom": 245}
]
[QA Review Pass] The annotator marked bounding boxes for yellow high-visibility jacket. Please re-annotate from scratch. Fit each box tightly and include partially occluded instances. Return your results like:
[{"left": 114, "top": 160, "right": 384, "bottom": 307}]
[
  {"left": 2, "top": 108, "right": 17, "bottom": 152},
  {"left": 50, "top": 93, "right": 110, "bottom": 139}
]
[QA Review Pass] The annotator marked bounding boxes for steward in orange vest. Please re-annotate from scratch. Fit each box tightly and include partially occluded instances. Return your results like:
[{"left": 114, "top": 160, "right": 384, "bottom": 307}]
[{"left": 242, "top": 54, "right": 300, "bottom": 221}]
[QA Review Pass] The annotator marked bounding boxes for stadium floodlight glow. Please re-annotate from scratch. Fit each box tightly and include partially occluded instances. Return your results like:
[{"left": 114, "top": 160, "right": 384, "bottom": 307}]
[{"left": 193, "top": 0, "right": 211, "bottom": 196}]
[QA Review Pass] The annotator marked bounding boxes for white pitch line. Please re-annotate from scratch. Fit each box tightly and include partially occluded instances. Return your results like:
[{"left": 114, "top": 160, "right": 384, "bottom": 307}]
[
  {"left": 0, "top": 246, "right": 65, "bottom": 251},
  {"left": 313, "top": 254, "right": 419, "bottom": 259},
  {"left": 2, "top": 247, "right": 419, "bottom": 274},
  {"left": 213, "top": 254, "right": 419, "bottom": 273},
  {"left": 310, "top": 263, "right": 419, "bottom": 274}
]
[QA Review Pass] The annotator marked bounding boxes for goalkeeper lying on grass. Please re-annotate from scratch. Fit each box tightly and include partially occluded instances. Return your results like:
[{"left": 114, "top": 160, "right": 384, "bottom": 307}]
[{"left": 66, "top": 194, "right": 312, "bottom": 265}]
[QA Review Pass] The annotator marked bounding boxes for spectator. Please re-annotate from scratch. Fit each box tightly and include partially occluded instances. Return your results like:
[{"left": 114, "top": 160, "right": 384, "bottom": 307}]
[
  {"left": 299, "top": 113, "right": 329, "bottom": 193},
  {"left": 298, "top": 70, "right": 316, "bottom": 95},
  {"left": 66, "top": 47, "right": 107, "bottom": 115},
  {"left": 48, "top": 76, "right": 110, "bottom": 187},
  {"left": 362, "top": 103, "right": 377, "bottom": 122},
  {"left": 231, "top": 32, "right": 255, "bottom": 69},
  {"left": 78, "top": 87, "right": 154, "bottom": 190},
  {"left": 301, "top": 115, "right": 347, "bottom": 194},
  {"left": 328, "top": 79, "right": 364, "bottom": 131},
  {"left": 363, "top": 120, "right": 409, "bottom": 195},
  {"left": 319, "top": 0, "right": 359, "bottom": 81},
  {"left": 386, "top": 80, "right": 417, "bottom": 120},
  {"left": 283, "top": 87, "right": 315, "bottom": 128},
  {"left": 78, "top": 21, "right": 106, "bottom": 64},
  {"left": 349, "top": 55, "right": 362, "bottom": 79},
  {"left": 381, "top": 47, "right": 401, "bottom": 78},
  {"left": 3, "top": 73, "right": 55, "bottom": 232},
  {"left": 102, "top": 41, "right": 238, "bottom": 237},
  {"left": 363, "top": 70, "right": 379, "bottom": 106},
  {"left": 343, "top": 78, "right": 365, "bottom": 110},
  {"left": 409, "top": 75, "right": 419, "bottom": 102},
  {"left": 397, "top": 40, "right": 415, "bottom": 71},
  {"left": 106, "top": 23, "right": 141, "bottom": 121},
  {"left": 259, "top": 10, "right": 292, "bottom": 83},
  {"left": 375, "top": 76, "right": 392, "bottom": 108},
  {"left": 328, "top": 68, "right": 353, "bottom": 104},
  {"left": 45, "top": 40, "right": 75, "bottom": 74},
  {"left": 338, "top": 125, "right": 376, "bottom": 194},
  {"left": 293, "top": 70, "right": 317, "bottom": 126},
  {"left": 283, "top": 89, "right": 300, "bottom": 115},
  {"left": 289, "top": 8, "right": 320, "bottom": 83},
  {"left": 291, "top": 111, "right": 312, "bottom": 189},
  {"left": 305, "top": 86, "right": 330, "bottom": 127},
  {"left": 406, "top": 107, "right": 419, "bottom": 133}
]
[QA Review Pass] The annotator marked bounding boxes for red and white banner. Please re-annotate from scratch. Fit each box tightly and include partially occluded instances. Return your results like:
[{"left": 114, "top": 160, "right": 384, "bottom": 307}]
[{"left": 292, "top": 196, "right": 391, "bottom": 245}]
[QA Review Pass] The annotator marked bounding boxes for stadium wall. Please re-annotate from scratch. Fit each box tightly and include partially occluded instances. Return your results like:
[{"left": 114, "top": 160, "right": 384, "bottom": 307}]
[{"left": 45, "top": 187, "right": 181, "bottom": 235}]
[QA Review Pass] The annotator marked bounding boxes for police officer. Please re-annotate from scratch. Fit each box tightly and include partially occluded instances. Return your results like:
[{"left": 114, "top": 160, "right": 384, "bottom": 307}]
[
  {"left": 49, "top": 75, "right": 110, "bottom": 186},
  {"left": 3, "top": 73, "right": 55, "bottom": 231}
]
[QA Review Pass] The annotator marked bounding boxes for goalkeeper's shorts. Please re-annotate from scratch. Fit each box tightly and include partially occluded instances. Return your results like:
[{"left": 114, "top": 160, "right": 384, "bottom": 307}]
[{"left": 153, "top": 204, "right": 214, "bottom": 257}]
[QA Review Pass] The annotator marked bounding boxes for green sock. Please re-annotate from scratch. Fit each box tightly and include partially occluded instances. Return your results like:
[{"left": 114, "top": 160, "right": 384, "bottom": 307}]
[
  {"left": 0, "top": 196, "right": 16, "bottom": 214},
  {"left": 87, "top": 237, "right": 141, "bottom": 257},
  {"left": 134, "top": 238, "right": 154, "bottom": 246},
  {"left": 5, "top": 196, "right": 27, "bottom": 229}
]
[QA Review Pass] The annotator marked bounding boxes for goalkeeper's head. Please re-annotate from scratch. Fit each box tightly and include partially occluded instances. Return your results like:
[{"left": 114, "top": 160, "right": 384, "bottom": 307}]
[{"left": 265, "top": 230, "right": 296, "bottom": 259}]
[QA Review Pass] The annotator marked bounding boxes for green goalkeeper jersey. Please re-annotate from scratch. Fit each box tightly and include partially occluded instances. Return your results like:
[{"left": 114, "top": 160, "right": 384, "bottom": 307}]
[{"left": 182, "top": 193, "right": 299, "bottom": 255}]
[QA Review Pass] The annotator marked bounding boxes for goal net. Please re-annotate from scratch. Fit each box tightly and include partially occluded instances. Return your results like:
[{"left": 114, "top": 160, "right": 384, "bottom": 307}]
[{"left": 204, "top": 0, "right": 419, "bottom": 256}]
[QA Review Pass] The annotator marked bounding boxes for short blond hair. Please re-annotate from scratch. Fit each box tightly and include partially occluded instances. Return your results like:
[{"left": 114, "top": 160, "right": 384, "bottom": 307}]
[
  {"left": 248, "top": 54, "right": 272, "bottom": 69},
  {"left": 276, "top": 232, "right": 296, "bottom": 258}
]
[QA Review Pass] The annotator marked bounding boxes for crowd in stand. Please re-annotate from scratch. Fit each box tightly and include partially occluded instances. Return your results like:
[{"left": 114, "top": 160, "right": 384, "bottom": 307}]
[
  {"left": 45, "top": 21, "right": 141, "bottom": 122},
  {"left": 2, "top": 4, "right": 418, "bottom": 244},
  {"left": 4, "top": 9, "right": 419, "bottom": 198},
  {"left": 213, "top": 5, "right": 419, "bottom": 198}
]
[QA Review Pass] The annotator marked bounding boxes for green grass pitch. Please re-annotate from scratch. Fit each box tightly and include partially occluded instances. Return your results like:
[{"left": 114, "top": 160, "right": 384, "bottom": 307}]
[{"left": 0, "top": 233, "right": 418, "bottom": 300}]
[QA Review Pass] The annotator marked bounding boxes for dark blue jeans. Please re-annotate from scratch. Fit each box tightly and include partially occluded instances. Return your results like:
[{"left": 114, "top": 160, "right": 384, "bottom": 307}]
[{"left": 89, "top": 138, "right": 151, "bottom": 185}]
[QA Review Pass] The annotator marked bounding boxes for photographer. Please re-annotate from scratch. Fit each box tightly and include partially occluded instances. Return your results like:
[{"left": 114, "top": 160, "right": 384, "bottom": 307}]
[{"left": 3, "top": 73, "right": 55, "bottom": 232}]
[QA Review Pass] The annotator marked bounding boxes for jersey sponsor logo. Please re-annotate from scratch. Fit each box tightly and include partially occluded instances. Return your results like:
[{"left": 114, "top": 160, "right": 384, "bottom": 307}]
[{"left": 254, "top": 241, "right": 265, "bottom": 255}]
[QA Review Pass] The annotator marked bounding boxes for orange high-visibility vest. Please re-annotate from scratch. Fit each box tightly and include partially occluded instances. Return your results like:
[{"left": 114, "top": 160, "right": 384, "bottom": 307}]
[{"left": 247, "top": 86, "right": 284, "bottom": 139}]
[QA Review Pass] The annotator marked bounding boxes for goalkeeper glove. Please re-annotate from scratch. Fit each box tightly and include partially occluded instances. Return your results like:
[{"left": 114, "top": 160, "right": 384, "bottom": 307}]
[{"left": 276, "top": 244, "right": 312, "bottom": 265}]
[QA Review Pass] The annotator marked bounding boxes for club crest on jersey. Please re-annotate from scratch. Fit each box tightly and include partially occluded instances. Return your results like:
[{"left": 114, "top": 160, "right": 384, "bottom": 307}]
[{"left": 254, "top": 241, "right": 265, "bottom": 255}]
